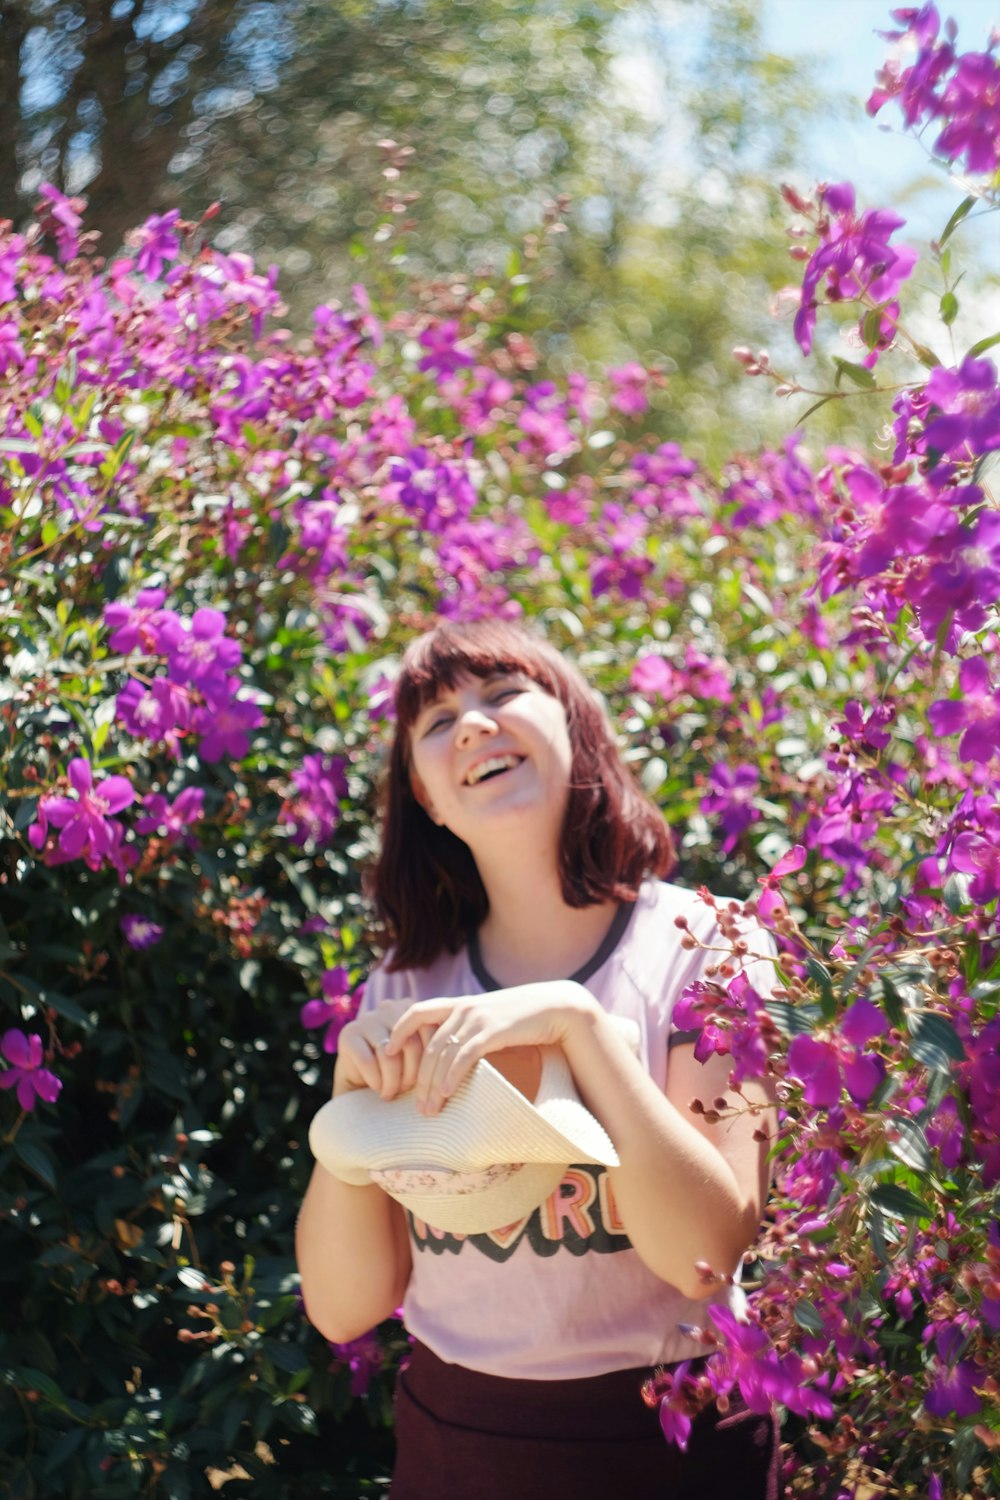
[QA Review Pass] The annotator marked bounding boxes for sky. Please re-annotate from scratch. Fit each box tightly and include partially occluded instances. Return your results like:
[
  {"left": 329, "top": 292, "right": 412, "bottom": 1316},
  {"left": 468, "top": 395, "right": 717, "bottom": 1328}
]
[{"left": 763, "top": 0, "right": 1000, "bottom": 249}]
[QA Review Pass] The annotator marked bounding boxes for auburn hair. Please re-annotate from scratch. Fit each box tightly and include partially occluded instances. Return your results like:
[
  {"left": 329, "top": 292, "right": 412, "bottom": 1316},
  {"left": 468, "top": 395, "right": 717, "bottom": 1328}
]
[{"left": 369, "top": 619, "right": 675, "bottom": 970}]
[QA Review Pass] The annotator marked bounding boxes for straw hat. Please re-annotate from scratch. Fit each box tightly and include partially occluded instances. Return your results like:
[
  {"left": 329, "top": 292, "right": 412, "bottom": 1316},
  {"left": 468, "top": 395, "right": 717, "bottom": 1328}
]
[{"left": 308, "top": 1038, "right": 627, "bottom": 1235}]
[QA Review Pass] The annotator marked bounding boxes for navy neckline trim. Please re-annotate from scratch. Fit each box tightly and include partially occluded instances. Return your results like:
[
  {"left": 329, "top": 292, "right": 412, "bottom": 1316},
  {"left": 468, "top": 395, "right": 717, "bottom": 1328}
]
[{"left": 467, "top": 897, "right": 636, "bottom": 994}]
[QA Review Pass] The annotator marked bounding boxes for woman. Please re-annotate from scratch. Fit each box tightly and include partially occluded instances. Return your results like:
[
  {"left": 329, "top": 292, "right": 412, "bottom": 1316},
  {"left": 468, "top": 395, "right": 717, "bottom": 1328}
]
[{"left": 296, "top": 618, "right": 782, "bottom": 1499}]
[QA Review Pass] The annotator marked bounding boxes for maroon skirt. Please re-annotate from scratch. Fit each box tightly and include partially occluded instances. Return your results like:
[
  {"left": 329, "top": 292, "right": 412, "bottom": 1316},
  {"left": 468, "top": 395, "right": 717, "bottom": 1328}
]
[{"left": 391, "top": 1341, "right": 783, "bottom": 1500}]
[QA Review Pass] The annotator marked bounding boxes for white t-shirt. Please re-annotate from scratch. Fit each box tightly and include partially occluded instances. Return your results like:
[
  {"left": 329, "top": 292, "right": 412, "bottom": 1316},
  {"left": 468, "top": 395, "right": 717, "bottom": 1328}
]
[{"left": 359, "top": 879, "right": 776, "bottom": 1380}]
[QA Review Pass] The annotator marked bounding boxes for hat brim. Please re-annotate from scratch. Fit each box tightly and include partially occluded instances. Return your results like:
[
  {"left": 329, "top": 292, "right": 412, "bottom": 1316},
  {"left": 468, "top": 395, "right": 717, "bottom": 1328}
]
[
  {"left": 309, "top": 1046, "right": 619, "bottom": 1192},
  {"left": 380, "top": 1159, "right": 569, "bottom": 1235}
]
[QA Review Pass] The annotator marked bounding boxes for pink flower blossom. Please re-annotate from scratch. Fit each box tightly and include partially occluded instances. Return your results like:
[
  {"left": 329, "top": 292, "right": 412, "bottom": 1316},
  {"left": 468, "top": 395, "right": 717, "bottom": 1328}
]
[
  {"left": 33, "top": 757, "right": 134, "bottom": 872},
  {"left": 300, "top": 971, "right": 361, "bottom": 1053},
  {"left": 121, "top": 915, "right": 164, "bottom": 950},
  {"left": 792, "top": 182, "right": 917, "bottom": 356},
  {"left": 608, "top": 362, "right": 651, "bottom": 416},
  {"left": 0, "top": 1030, "right": 61, "bottom": 1112}
]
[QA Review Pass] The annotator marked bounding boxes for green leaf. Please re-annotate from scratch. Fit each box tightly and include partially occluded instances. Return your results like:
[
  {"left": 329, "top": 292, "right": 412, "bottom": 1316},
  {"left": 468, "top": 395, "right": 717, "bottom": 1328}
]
[
  {"left": 880, "top": 977, "right": 905, "bottom": 1029},
  {"left": 796, "top": 394, "right": 836, "bottom": 424},
  {"left": 938, "top": 193, "right": 976, "bottom": 248},
  {"left": 833, "top": 357, "right": 877, "bottom": 390},
  {"left": 942, "top": 872, "right": 969, "bottom": 915},
  {"left": 887, "top": 1115, "right": 931, "bottom": 1173},
  {"left": 868, "top": 1206, "right": 889, "bottom": 1266},
  {"left": 275, "top": 1399, "right": 318, "bottom": 1435},
  {"left": 907, "top": 1011, "right": 965, "bottom": 1071},
  {"left": 260, "top": 1339, "right": 312, "bottom": 1374},
  {"left": 871, "top": 1183, "right": 932, "bottom": 1220},
  {"left": 764, "top": 1000, "right": 822, "bottom": 1037},
  {"left": 861, "top": 305, "right": 887, "bottom": 349},
  {"left": 792, "top": 1300, "right": 826, "bottom": 1334},
  {"left": 940, "top": 291, "right": 959, "bottom": 326},
  {"left": 967, "top": 330, "right": 1000, "bottom": 359},
  {"left": 805, "top": 957, "right": 835, "bottom": 1020},
  {"left": 14, "top": 1141, "right": 58, "bottom": 1191},
  {"left": 43, "top": 1427, "right": 86, "bottom": 1476},
  {"left": 14, "top": 1367, "right": 69, "bottom": 1409},
  {"left": 9, "top": 974, "right": 91, "bottom": 1029}
]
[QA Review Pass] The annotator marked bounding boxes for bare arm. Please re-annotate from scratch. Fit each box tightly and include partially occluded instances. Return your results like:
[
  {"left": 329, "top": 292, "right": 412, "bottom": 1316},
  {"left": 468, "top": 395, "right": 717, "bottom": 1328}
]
[
  {"left": 296, "top": 999, "right": 425, "bottom": 1344},
  {"left": 562, "top": 1003, "right": 773, "bottom": 1300},
  {"left": 296, "top": 1162, "right": 411, "bottom": 1345}
]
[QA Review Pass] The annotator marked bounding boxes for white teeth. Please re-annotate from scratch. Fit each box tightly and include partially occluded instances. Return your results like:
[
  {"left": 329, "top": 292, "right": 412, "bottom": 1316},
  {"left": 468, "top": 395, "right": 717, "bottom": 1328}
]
[{"left": 466, "top": 755, "right": 521, "bottom": 786}]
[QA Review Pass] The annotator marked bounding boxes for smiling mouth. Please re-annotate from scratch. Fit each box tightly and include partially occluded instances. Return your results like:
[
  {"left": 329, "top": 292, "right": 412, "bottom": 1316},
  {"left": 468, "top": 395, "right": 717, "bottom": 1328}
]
[{"left": 464, "top": 754, "right": 524, "bottom": 786}]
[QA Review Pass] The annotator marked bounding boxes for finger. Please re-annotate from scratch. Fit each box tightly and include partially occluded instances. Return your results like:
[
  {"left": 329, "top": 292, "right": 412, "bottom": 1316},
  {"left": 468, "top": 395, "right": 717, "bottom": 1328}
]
[
  {"left": 385, "top": 1002, "right": 453, "bottom": 1055},
  {"left": 398, "top": 1026, "right": 438, "bottom": 1095},
  {"left": 338, "top": 1033, "right": 382, "bottom": 1094},
  {"left": 417, "top": 1028, "right": 477, "bottom": 1114},
  {"left": 374, "top": 1036, "right": 406, "bottom": 1101}
]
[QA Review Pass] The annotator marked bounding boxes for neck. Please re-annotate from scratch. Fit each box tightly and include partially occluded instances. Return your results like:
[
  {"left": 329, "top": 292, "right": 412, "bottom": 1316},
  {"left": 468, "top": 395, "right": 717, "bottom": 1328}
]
[{"left": 471, "top": 840, "right": 620, "bottom": 987}]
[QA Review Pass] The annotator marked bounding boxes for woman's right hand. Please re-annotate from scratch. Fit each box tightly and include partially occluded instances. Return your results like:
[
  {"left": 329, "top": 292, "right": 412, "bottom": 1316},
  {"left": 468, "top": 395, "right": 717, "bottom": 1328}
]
[{"left": 333, "top": 1000, "right": 435, "bottom": 1101}]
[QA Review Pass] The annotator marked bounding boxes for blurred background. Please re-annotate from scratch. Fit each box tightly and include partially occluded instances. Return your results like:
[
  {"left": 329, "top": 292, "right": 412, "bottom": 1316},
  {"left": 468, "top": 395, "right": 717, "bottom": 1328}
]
[{"left": 2, "top": 0, "right": 997, "bottom": 465}]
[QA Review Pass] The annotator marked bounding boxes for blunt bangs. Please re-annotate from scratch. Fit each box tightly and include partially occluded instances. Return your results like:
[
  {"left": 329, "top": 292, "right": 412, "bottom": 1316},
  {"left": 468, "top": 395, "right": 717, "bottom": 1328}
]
[{"left": 394, "top": 620, "right": 564, "bottom": 737}]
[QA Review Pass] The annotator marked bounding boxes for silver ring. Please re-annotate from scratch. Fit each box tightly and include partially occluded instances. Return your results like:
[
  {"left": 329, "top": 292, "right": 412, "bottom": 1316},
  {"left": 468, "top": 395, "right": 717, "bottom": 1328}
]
[{"left": 446, "top": 1033, "right": 461, "bottom": 1046}]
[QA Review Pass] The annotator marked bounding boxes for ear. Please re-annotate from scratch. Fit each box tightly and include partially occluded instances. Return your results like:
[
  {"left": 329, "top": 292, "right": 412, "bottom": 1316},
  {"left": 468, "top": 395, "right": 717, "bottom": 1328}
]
[{"left": 410, "top": 769, "right": 443, "bottom": 826}]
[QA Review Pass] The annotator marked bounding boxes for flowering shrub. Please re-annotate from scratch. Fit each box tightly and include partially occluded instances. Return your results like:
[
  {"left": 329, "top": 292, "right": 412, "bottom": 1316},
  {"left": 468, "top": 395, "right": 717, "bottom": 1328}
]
[{"left": 1, "top": 7, "right": 998, "bottom": 1496}]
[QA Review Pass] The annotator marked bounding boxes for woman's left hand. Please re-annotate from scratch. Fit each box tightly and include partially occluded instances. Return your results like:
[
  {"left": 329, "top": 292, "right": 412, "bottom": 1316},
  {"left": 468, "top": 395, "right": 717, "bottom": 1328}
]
[{"left": 383, "top": 980, "right": 598, "bottom": 1114}]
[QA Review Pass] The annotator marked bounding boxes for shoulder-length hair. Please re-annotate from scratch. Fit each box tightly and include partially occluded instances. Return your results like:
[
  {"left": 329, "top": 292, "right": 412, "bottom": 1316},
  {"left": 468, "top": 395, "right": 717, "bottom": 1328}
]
[{"left": 369, "top": 619, "right": 675, "bottom": 971}]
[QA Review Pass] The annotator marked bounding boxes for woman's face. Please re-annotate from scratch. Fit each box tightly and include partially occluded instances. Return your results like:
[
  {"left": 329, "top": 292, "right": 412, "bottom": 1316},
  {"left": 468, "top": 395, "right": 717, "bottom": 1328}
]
[{"left": 407, "top": 669, "right": 573, "bottom": 855}]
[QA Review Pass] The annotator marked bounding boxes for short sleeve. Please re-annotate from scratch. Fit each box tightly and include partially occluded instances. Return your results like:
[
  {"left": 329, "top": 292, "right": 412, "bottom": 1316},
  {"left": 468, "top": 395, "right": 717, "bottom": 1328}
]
[{"left": 355, "top": 953, "right": 420, "bottom": 1014}]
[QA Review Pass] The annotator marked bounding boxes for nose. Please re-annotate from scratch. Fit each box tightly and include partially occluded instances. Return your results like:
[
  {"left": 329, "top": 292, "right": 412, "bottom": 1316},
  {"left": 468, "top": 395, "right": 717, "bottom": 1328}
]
[{"left": 455, "top": 707, "right": 498, "bottom": 748}]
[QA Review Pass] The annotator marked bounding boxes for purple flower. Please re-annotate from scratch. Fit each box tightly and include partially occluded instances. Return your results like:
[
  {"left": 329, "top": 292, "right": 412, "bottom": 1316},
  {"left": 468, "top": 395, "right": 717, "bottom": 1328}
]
[
  {"left": 708, "top": 1305, "right": 834, "bottom": 1421},
  {"left": 0, "top": 1030, "right": 61, "bottom": 1112},
  {"left": 167, "top": 608, "right": 242, "bottom": 690},
  {"left": 284, "top": 754, "right": 348, "bottom": 848},
  {"left": 869, "top": 9, "right": 1000, "bottom": 176},
  {"left": 630, "top": 654, "right": 677, "bottom": 699},
  {"left": 386, "top": 448, "right": 478, "bottom": 534},
  {"left": 684, "top": 648, "right": 733, "bottom": 703},
  {"left": 918, "top": 357, "right": 1000, "bottom": 464},
  {"left": 924, "top": 1325, "right": 981, "bottom": 1418},
  {"left": 329, "top": 1331, "right": 382, "bottom": 1397},
  {"left": 608, "top": 363, "right": 651, "bottom": 416},
  {"left": 701, "top": 763, "right": 760, "bottom": 853},
  {"left": 104, "top": 589, "right": 174, "bottom": 654},
  {"left": 517, "top": 382, "right": 578, "bottom": 463},
  {"left": 928, "top": 656, "right": 1000, "bottom": 763},
  {"left": 417, "top": 320, "right": 474, "bottom": 378},
  {"left": 37, "top": 184, "right": 83, "bottom": 262},
  {"left": 658, "top": 1366, "right": 694, "bottom": 1451},
  {"left": 132, "top": 210, "right": 182, "bottom": 282},
  {"left": 121, "top": 915, "right": 164, "bottom": 950},
  {"left": 787, "top": 1035, "right": 843, "bottom": 1108},
  {"left": 793, "top": 183, "right": 917, "bottom": 356},
  {"left": 117, "top": 677, "right": 193, "bottom": 749},
  {"left": 134, "top": 787, "right": 205, "bottom": 843},
  {"left": 949, "top": 830, "right": 1000, "bottom": 904},
  {"left": 301, "top": 970, "right": 361, "bottom": 1053},
  {"left": 35, "top": 757, "right": 134, "bottom": 872},
  {"left": 787, "top": 1002, "right": 886, "bottom": 1110},
  {"left": 837, "top": 700, "right": 893, "bottom": 751},
  {"left": 926, "top": 1095, "right": 964, "bottom": 1170},
  {"left": 194, "top": 688, "right": 264, "bottom": 762}
]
